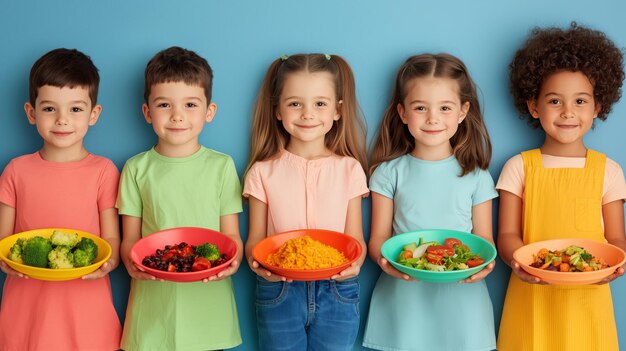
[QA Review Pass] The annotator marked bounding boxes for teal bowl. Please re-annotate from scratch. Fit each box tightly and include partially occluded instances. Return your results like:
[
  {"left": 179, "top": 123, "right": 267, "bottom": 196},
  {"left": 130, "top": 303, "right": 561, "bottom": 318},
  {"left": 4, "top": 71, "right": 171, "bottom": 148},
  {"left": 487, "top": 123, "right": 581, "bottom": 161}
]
[{"left": 381, "top": 229, "right": 497, "bottom": 283}]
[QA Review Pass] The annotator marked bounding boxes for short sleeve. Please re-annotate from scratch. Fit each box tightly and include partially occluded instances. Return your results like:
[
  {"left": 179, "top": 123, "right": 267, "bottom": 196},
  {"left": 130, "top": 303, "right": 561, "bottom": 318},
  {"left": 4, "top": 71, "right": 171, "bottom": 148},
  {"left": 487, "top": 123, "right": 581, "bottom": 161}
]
[
  {"left": 603, "top": 159, "right": 626, "bottom": 204},
  {"left": 0, "top": 161, "right": 17, "bottom": 208},
  {"left": 472, "top": 169, "right": 498, "bottom": 205},
  {"left": 97, "top": 160, "right": 120, "bottom": 212},
  {"left": 369, "top": 161, "right": 395, "bottom": 199},
  {"left": 496, "top": 154, "right": 524, "bottom": 198},
  {"left": 242, "top": 163, "right": 267, "bottom": 203},
  {"left": 117, "top": 161, "right": 143, "bottom": 217},
  {"left": 219, "top": 157, "right": 243, "bottom": 216},
  {"left": 348, "top": 160, "right": 369, "bottom": 199}
]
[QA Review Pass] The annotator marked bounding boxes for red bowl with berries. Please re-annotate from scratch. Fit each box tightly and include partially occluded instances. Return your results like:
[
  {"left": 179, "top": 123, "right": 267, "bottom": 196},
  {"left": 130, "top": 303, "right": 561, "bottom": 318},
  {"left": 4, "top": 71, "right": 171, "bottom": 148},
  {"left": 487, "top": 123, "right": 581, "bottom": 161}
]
[{"left": 129, "top": 227, "right": 238, "bottom": 282}]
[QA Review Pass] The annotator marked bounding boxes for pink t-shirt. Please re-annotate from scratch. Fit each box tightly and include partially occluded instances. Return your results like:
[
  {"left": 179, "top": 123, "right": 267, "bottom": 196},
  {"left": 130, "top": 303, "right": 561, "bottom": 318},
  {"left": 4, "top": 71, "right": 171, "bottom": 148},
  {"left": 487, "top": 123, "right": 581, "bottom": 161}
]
[
  {"left": 0, "top": 152, "right": 121, "bottom": 351},
  {"left": 497, "top": 153, "right": 626, "bottom": 204},
  {"left": 243, "top": 150, "right": 369, "bottom": 235}
]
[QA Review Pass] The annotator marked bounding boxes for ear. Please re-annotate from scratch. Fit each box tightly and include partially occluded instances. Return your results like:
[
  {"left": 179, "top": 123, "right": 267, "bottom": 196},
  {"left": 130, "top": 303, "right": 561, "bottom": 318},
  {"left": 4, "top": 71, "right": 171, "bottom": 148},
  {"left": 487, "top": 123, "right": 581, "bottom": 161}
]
[
  {"left": 88, "top": 105, "right": 102, "bottom": 126},
  {"left": 527, "top": 99, "right": 540, "bottom": 119},
  {"left": 593, "top": 103, "right": 601, "bottom": 120},
  {"left": 205, "top": 102, "right": 217, "bottom": 123},
  {"left": 142, "top": 103, "right": 152, "bottom": 124},
  {"left": 397, "top": 103, "right": 408, "bottom": 124},
  {"left": 24, "top": 102, "right": 36, "bottom": 125},
  {"left": 458, "top": 101, "right": 470, "bottom": 123},
  {"left": 334, "top": 100, "right": 342, "bottom": 121}
]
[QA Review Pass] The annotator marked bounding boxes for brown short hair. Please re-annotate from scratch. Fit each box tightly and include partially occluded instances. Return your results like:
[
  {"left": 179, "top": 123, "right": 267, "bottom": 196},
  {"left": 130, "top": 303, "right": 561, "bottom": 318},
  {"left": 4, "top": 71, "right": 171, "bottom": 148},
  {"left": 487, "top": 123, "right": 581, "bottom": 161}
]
[
  {"left": 29, "top": 48, "right": 99, "bottom": 106},
  {"left": 144, "top": 46, "right": 213, "bottom": 103},
  {"left": 510, "top": 22, "right": 624, "bottom": 128}
]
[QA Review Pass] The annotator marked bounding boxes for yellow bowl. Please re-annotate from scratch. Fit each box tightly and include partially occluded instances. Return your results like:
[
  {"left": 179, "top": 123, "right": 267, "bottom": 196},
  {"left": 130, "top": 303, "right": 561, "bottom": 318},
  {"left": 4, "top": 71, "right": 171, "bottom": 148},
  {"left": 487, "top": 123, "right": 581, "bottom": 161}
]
[{"left": 0, "top": 228, "right": 112, "bottom": 281}]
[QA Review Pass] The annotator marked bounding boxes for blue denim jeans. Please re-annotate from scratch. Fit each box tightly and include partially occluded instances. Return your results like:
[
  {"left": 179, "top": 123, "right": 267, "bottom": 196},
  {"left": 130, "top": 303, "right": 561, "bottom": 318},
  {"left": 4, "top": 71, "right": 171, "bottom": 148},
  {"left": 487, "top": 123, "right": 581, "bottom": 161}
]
[{"left": 255, "top": 276, "right": 360, "bottom": 351}]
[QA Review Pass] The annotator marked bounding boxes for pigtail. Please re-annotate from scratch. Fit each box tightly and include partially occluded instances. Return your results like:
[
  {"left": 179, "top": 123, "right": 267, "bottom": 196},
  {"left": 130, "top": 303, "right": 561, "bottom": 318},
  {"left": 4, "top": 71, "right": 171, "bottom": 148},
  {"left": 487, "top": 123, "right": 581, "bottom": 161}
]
[
  {"left": 326, "top": 55, "right": 368, "bottom": 173},
  {"left": 244, "top": 58, "right": 289, "bottom": 178}
]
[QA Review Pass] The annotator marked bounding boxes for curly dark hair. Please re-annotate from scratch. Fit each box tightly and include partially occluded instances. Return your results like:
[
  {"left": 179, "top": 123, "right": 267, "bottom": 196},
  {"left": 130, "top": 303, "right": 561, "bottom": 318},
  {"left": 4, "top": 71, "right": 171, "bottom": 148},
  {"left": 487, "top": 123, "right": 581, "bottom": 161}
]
[{"left": 510, "top": 22, "right": 624, "bottom": 128}]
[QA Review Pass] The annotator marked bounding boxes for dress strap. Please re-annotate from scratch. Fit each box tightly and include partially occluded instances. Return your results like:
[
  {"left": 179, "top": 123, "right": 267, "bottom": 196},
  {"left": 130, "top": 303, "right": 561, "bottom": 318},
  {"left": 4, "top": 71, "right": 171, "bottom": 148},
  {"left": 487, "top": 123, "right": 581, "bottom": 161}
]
[
  {"left": 521, "top": 149, "right": 543, "bottom": 169},
  {"left": 584, "top": 149, "right": 606, "bottom": 170}
]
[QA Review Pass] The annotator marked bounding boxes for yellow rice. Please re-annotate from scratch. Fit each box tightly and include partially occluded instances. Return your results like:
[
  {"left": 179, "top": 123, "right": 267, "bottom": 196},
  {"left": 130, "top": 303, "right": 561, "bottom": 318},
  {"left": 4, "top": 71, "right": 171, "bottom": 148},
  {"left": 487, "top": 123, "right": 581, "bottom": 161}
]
[{"left": 267, "top": 235, "right": 348, "bottom": 270}]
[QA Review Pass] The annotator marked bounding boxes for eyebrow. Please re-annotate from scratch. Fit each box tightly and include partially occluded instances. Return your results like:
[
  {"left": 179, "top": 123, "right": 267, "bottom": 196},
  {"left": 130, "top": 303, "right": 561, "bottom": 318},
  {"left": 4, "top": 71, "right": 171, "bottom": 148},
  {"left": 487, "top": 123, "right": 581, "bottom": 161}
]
[
  {"left": 543, "top": 92, "right": 593, "bottom": 97},
  {"left": 152, "top": 96, "right": 204, "bottom": 102},
  {"left": 39, "top": 100, "right": 88, "bottom": 105},
  {"left": 408, "top": 99, "right": 458, "bottom": 105},
  {"left": 284, "top": 96, "right": 332, "bottom": 100}
]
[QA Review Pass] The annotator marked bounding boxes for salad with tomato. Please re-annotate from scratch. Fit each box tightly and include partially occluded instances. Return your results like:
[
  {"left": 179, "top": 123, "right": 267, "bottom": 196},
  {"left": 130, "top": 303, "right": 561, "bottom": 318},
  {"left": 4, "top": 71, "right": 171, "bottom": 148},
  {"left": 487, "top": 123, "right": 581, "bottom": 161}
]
[
  {"left": 396, "top": 237, "right": 485, "bottom": 271},
  {"left": 530, "top": 245, "right": 609, "bottom": 272}
]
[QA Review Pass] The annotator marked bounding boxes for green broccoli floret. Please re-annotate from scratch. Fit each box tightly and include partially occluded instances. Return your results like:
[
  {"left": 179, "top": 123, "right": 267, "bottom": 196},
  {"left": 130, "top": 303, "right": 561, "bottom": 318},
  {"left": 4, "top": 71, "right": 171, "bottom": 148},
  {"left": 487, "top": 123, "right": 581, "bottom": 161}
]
[
  {"left": 50, "top": 230, "right": 79, "bottom": 248},
  {"left": 22, "top": 236, "right": 53, "bottom": 268},
  {"left": 72, "top": 237, "right": 98, "bottom": 267},
  {"left": 8, "top": 239, "right": 24, "bottom": 264},
  {"left": 48, "top": 246, "right": 74, "bottom": 269},
  {"left": 195, "top": 243, "right": 220, "bottom": 261}
]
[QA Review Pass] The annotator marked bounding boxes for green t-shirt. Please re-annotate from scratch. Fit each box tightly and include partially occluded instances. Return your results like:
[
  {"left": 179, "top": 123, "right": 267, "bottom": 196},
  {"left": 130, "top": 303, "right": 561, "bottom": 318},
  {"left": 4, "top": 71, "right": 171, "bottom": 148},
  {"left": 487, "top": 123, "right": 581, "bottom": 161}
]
[{"left": 118, "top": 146, "right": 243, "bottom": 350}]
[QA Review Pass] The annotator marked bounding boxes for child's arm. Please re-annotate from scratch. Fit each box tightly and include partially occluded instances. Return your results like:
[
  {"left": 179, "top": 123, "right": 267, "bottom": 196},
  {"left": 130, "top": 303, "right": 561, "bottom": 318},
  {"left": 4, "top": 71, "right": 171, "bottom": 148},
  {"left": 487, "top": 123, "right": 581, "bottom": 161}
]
[
  {"left": 120, "top": 215, "right": 156, "bottom": 280},
  {"left": 82, "top": 208, "right": 120, "bottom": 279},
  {"left": 368, "top": 193, "right": 411, "bottom": 280},
  {"left": 244, "top": 196, "right": 288, "bottom": 282},
  {"left": 460, "top": 200, "right": 495, "bottom": 283},
  {"left": 0, "top": 203, "right": 24, "bottom": 278},
  {"left": 497, "top": 190, "right": 544, "bottom": 284},
  {"left": 204, "top": 213, "right": 243, "bottom": 282},
  {"left": 596, "top": 200, "right": 626, "bottom": 284},
  {"left": 332, "top": 196, "right": 366, "bottom": 281}
]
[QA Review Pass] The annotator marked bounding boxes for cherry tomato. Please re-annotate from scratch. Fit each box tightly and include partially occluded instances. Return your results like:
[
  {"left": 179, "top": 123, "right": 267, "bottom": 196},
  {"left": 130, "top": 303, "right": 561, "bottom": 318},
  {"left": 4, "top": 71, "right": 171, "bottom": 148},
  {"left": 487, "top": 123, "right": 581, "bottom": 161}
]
[
  {"left": 426, "top": 253, "right": 443, "bottom": 264},
  {"left": 402, "top": 250, "right": 413, "bottom": 259},
  {"left": 192, "top": 257, "right": 211, "bottom": 272},
  {"left": 426, "top": 245, "right": 454, "bottom": 257},
  {"left": 180, "top": 246, "right": 195, "bottom": 257},
  {"left": 167, "top": 263, "right": 177, "bottom": 272},
  {"left": 444, "top": 238, "right": 462, "bottom": 248},
  {"left": 162, "top": 249, "right": 178, "bottom": 261},
  {"left": 466, "top": 258, "right": 485, "bottom": 268}
]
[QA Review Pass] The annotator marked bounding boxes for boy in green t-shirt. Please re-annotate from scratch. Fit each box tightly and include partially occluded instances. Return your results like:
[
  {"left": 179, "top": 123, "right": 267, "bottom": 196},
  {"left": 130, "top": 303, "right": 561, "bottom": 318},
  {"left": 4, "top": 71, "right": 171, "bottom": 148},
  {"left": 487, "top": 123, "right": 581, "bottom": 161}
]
[{"left": 117, "top": 46, "right": 243, "bottom": 351}]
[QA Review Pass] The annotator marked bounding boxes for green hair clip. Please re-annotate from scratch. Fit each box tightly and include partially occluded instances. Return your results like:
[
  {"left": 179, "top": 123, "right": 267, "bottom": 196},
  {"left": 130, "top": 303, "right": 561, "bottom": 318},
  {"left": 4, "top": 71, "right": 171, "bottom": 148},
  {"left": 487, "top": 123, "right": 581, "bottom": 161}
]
[
  {"left": 280, "top": 54, "right": 289, "bottom": 61},
  {"left": 324, "top": 54, "right": 331, "bottom": 60}
]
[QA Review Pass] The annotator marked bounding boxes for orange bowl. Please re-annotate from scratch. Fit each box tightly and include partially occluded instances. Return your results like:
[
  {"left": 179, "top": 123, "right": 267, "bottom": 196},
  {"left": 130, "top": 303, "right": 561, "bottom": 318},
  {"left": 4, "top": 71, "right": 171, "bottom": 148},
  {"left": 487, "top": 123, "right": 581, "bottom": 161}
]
[
  {"left": 513, "top": 238, "right": 626, "bottom": 285},
  {"left": 130, "top": 227, "right": 238, "bottom": 283},
  {"left": 252, "top": 229, "right": 362, "bottom": 281}
]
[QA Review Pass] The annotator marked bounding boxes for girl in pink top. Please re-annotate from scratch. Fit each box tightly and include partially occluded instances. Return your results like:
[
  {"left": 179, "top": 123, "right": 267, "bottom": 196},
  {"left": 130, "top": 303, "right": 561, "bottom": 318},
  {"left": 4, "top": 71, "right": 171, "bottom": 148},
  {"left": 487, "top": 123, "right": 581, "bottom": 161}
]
[
  {"left": 243, "top": 54, "right": 369, "bottom": 351},
  {"left": 0, "top": 49, "right": 121, "bottom": 351}
]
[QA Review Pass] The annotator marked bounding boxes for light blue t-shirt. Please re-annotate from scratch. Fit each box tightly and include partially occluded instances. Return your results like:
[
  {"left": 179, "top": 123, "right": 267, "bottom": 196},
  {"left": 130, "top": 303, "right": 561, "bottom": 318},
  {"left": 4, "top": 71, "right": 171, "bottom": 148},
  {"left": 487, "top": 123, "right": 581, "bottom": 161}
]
[{"left": 363, "top": 154, "right": 498, "bottom": 351}]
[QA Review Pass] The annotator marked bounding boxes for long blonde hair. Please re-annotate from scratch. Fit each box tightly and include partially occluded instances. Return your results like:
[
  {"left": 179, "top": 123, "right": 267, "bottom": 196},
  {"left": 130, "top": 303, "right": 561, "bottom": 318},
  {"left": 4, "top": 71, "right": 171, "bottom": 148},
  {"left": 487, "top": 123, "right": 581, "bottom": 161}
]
[
  {"left": 245, "top": 54, "right": 367, "bottom": 177},
  {"left": 369, "top": 53, "right": 491, "bottom": 176}
]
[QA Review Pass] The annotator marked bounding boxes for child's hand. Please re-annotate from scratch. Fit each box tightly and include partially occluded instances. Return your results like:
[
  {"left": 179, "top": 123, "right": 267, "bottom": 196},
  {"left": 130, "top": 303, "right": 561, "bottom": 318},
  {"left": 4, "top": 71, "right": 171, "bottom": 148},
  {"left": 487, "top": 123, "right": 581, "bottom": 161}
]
[
  {"left": 460, "top": 261, "right": 495, "bottom": 283},
  {"left": 511, "top": 259, "right": 547, "bottom": 285},
  {"left": 126, "top": 261, "right": 159, "bottom": 281},
  {"left": 248, "top": 259, "right": 290, "bottom": 282},
  {"left": 0, "top": 260, "right": 27, "bottom": 278},
  {"left": 81, "top": 258, "right": 116, "bottom": 280},
  {"left": 202, "top": 259, "right": 241, "bottom": 283},
  {"left": 331, "top": 262, "right": 360, "bottom": 281},
  {"left": 595, "top": 264, "right": 625, "bottom": 285},
  {"left": 377, "top": 256, "right": 413, "bottom": 281}
]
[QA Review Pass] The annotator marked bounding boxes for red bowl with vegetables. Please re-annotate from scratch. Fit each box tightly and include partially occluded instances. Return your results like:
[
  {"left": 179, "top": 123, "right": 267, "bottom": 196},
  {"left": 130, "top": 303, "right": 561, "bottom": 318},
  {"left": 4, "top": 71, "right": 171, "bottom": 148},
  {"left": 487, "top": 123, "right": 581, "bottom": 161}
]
[
  {"left": 513, "top": 238, "right": 626, "bottom": 285},
  {"left": 381, "top": 229, "right": 497, "bottom": 283},
  {"left": 129, "top": 227, "right": 238, "bottom": 282}
]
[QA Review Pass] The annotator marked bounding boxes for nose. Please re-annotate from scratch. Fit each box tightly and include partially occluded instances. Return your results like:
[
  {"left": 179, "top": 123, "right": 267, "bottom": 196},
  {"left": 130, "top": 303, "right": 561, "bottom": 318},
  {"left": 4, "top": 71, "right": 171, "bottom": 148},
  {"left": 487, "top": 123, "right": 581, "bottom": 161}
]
[
  {"left": 561, "top": 104, "right": 574, "bottom": 119},
  {"left": 170, "top": 106, "right": 184, "bottom": 122},
  {"left": 425, "top": 110, "right": 438, "bottom": 124},
  {"left": 301, "top": 105, "right": 314, "bottom": 120},
  {"left": 55, "top": 111, "right": 69, "bottom": 125}
]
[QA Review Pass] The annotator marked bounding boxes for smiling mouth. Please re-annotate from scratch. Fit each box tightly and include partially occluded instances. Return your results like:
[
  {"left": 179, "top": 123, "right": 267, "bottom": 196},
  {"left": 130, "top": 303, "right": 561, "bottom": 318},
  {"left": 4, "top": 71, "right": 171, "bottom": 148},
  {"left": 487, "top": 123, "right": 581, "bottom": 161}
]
[
  {"left": 422, "top": 130, "right": 443, "bottom": 134},
  {"left": 52, "top": 131, "right": 73, "bottom": 136},
  {"left": 557, "top": 124, "right": 578, "bottom": 129},
  {"left": 296, "top": 124, "right": 320, "bottom": 129}
]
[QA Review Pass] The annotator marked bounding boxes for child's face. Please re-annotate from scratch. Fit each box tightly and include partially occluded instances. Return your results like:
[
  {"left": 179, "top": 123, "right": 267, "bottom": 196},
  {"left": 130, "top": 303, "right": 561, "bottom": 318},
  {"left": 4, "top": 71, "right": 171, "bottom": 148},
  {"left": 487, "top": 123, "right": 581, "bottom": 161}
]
[
  {"left": 527, "top": 71, "right": 600, "bottom": 148},
  {"left": 143, "top": 81, "right": 216, "bottom": 157},
  {"left": 25, "top": 85, "right": 101, "bottom": 154},
  {"left": 397, "top": 77, "right": 469, "bottom": 158},
  {"left": 276, "top": 71, "right": 340, "bottom": 152}
]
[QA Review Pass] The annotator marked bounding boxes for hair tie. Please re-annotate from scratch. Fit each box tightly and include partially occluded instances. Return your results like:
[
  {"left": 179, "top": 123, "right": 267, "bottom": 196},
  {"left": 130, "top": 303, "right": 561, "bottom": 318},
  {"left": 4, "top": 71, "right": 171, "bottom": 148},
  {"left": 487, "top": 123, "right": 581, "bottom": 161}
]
[
  {"left": 280, "top": 54, "right": 289, "bottom": 61},
  {"left": 324, "top": 54, "right": 331, "bottom": 60}
]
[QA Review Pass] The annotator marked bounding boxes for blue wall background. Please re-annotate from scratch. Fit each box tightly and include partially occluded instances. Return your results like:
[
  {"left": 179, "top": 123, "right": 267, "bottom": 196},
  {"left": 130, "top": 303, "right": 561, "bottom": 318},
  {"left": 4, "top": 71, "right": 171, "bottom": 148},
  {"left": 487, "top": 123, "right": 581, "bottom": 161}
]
[{"left": 1, "top": 1, "right": 626, "bottom": 349}]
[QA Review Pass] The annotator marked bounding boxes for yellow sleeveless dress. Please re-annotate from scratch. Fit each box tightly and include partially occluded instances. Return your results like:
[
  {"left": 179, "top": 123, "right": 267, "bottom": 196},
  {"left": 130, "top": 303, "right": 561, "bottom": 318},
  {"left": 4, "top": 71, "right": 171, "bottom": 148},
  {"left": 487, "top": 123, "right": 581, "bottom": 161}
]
[{"left": 497, "top": 149, "right": 618, "bottom": 351}]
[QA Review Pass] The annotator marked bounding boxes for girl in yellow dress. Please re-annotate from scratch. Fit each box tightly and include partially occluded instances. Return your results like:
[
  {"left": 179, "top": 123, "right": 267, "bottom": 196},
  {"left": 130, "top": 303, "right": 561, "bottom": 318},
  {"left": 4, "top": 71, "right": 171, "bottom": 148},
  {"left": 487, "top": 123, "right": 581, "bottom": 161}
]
[{"left": 497, "top": 23, "right": 626, "bottom": 350}]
